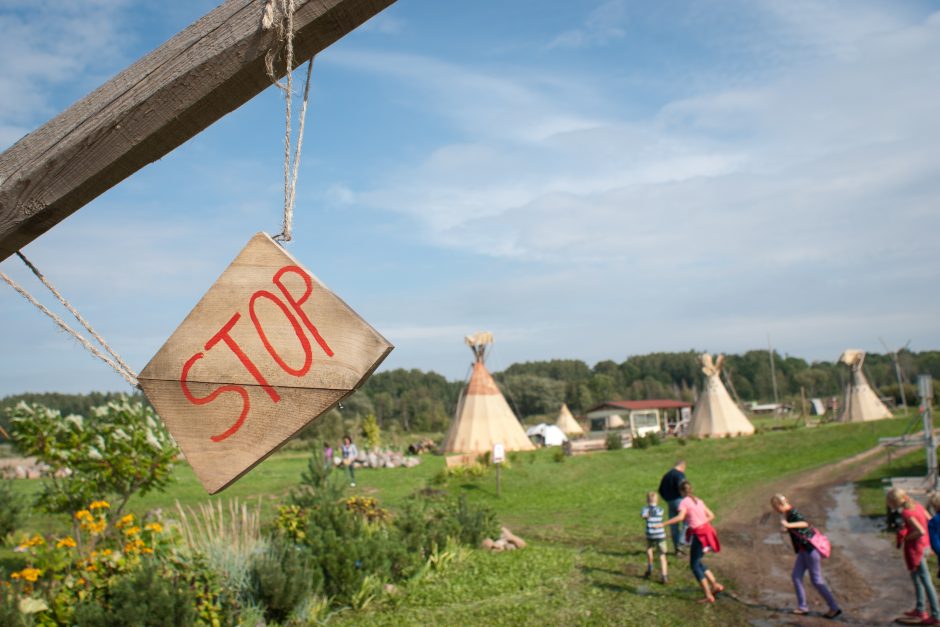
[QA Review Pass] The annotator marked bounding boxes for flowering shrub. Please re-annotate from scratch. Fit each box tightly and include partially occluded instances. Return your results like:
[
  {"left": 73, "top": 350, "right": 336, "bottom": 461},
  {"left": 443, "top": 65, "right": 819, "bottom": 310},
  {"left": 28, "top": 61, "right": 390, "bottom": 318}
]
[
  {"left": 4, "top": 500, "right": 232, "bottom": 625},
  {"left": 344, "top": 496, "right": 392, "bottom": 524},
  {"left": 11, "top": 399, "right": 178, "bottom": 519}
]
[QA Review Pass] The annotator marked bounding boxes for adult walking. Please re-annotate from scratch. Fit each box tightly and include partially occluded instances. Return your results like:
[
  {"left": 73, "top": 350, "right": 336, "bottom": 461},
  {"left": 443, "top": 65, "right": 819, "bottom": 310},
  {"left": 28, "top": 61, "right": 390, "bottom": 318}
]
[
  {"left": 660, "top": 480, "right": 724, "bottom": 603},
  {"left": 658, "top": 459, "right": 687, "bottom": 554},
  {"left": 770, "top": 494, "right": 842, "bottom": 619},
  {"left": 341, "top": 435, "right": 359, "bottom": 487}
]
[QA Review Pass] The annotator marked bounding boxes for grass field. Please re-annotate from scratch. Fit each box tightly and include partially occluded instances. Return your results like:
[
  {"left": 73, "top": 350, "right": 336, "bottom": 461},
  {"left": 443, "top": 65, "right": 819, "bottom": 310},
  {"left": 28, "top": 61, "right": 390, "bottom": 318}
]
[{"left": 6, "top": 417, "right": 912, "bottom": 624}]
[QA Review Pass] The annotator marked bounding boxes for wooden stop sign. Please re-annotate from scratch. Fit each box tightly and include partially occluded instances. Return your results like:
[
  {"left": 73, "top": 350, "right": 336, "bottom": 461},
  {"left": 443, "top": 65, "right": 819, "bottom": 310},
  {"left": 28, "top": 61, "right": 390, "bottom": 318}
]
[{"left": 138, "top": 232, "right": 393, "bottom": 493}]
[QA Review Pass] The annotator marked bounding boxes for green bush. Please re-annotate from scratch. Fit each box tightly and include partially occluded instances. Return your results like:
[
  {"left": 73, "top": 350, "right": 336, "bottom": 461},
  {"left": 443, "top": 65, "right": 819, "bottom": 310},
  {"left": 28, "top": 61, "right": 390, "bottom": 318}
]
[
  {"left": 0, "top": 579, "right": 31, "bottom": 627},
  {"left": 249, "top": 540, "right": 321, "bottom": 623},
  {"left": 10, "top": 399, "right": 177, "bottom": 518},
  {"left": 395, "top": 492, "right": 497, "bottom": 558},
  {"left": 605, "top": 432, "right": 623, "bottom": 450},
  {"left": 0, "top": 478, "right": 22, "bottom": 538},
  {"left": 552, "top": 448, "right": 566, "bottom": 463},
  {"left": 677, "top": 437, "right": 688, "bottom": 446},
  {"left": 72, "top": 561, "right": 196, "bottom": 627}
]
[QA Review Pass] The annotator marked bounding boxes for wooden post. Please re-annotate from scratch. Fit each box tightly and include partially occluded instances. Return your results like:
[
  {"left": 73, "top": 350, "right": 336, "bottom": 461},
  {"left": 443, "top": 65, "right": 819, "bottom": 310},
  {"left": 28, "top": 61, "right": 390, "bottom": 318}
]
[
  {"left": 0, "top": 0, "right": 396, "bottom": 261},
  {"left": 496, "top": 464, "right": 502, "bottom": 498}
]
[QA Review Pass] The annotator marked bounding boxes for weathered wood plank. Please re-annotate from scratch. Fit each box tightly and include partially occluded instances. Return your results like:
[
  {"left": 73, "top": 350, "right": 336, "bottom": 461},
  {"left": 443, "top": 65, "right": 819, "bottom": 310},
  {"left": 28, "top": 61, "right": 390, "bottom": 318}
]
[{"left": 0, "top": 0, "right": 396, "bottom": 261}]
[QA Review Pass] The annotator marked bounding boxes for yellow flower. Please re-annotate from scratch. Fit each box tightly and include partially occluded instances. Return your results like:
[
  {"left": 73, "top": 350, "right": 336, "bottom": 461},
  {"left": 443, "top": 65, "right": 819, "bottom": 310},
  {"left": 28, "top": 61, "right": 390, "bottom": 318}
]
[
  {"left": 99, "top": 549, "right": 112, "bottom": 557},
  {"left": 144, "top": 522, "right": 163, "bottom": 534},
  {"left": 124, "top": 538, "right": 146, "bottom": 554},
  {"left": 115, "top": 514, "right": 135, "bottom": 529},
  {"left": 123, "top": 525, "right": 141, "bottom": 537},
  {"left": 141, "top": 547, "right": 154, "bottom": 555},
  {"left": 11, "top": 568, "right": 42, "bottom": 583},
  {"left": 87, "top": 520, "right": 107, "bottom": 535},
  {"left": 56, "top": 536, "right": 77, "bottom": 549},
  {"left": 88, "top": 500, "right": 110, "bottom": 510},
  {"left": 75, "top": 510, "right": 93, "bottom": 522}
]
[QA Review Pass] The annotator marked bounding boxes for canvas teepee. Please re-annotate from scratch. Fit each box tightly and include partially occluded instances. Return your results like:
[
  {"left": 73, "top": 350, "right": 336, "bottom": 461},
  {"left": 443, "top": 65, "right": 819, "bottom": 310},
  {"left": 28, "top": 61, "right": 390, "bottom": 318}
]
[
  {"left": 838, "top": 349, "right": 893, "bottom": 422},
  {"left": 689, "top": 353, "right": 755, "bottom": 437},
  {"left": 442, "top": 332, "right": 535, "bottom": 454},
  {"left": 555, "top": 403, "right": 584, "bottom": 436}
]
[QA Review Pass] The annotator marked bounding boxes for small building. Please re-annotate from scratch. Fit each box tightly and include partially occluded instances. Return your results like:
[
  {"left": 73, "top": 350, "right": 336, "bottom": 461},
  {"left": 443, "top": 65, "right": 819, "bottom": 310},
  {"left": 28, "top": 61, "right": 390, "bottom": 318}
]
[{"left": 585, "top": 400, "right": 693, "bottom": 437}]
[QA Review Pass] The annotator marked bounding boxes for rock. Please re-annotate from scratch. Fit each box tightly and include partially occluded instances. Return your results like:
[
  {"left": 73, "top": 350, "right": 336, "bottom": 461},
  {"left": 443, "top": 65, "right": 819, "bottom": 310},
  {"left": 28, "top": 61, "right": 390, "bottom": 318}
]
[
  {"left": 14, "top": 465, "right": 27, "bottom": 479},
  {"left": 481, "top": 538, "right": 495, "bottom": 550},
  {"left": 383, "top": 583, "right": 399, "bottom": 595},
  {"left": 493, "top": 539, "right": 508, "bottom": 550}
]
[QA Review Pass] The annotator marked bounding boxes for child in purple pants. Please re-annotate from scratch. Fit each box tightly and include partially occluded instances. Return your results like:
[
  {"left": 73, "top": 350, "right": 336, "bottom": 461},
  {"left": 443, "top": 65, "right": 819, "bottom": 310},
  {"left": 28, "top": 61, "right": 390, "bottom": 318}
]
[{"left": 771, "top": 494, "right": 842, "bottom": 619}]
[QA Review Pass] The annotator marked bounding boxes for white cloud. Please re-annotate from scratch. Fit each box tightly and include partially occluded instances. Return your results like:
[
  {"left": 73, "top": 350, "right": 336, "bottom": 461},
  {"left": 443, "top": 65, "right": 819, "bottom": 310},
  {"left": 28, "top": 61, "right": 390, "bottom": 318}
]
[
  {"left": 0, "top": 0, "right": 132, "bottom": 150},
  {"left": 548, "top": 0, "right": 630, "bottom": 49},
  {"left": 360, "top": 12, "right": 405, "bottom": 35}
]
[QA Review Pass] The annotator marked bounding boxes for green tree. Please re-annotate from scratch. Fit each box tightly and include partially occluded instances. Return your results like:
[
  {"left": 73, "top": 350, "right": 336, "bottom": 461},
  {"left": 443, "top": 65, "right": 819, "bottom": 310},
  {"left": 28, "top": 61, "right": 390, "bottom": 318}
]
[
  {"left": 361, "top": 414, "right": 381, "bottom": 450},
  {"left": 11, "top": 398, "right": 178, "bottom": 521}
]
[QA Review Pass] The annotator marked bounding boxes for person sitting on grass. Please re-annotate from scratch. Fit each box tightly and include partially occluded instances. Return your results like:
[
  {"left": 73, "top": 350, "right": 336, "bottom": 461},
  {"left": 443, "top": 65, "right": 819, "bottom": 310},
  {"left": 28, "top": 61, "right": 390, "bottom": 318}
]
[
  {"left": 888, "top": 487, "right": 940, "bottom": 625},
  {"left": 658, "top": 480, "right": 724, "bottom": 603},
  {"left": 641, "top": 491, "right": 669, "bottom": 584},
  {"left": 770, "top": 493, "right": 841, "bottom": 619}
]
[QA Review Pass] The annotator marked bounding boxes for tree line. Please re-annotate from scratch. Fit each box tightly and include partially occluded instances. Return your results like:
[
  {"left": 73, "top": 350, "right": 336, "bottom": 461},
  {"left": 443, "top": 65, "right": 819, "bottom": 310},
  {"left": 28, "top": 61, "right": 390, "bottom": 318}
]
[{"left": 3, "top": 350, "right": 939, "bottom": 438}]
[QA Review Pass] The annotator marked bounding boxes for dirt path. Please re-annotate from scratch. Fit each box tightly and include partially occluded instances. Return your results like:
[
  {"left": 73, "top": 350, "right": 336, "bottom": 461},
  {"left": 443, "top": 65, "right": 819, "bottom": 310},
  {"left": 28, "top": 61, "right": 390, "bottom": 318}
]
[{"left": 717, "top": 446, "right": 918, "bottom": 626}]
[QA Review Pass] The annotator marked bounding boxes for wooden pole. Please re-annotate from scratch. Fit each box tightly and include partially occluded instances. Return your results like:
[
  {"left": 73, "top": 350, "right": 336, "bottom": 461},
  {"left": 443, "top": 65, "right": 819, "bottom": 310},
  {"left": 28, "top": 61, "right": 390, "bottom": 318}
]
[
  {"left": 496, "top": 463, "right": 502, "bottom": 498},
  {"left": 0, "top": 0, "right": 396, "bottom": 261}
]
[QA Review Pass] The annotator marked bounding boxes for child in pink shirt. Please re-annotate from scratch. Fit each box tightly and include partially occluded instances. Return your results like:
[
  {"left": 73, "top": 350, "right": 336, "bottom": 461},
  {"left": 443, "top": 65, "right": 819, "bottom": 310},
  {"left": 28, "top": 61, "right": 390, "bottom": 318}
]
[
  {"left": 660, "top": 480, "right": 724, "bottom": 603},
  {"left": 889, "top": 488, "right": 939, "bottom": 625}
]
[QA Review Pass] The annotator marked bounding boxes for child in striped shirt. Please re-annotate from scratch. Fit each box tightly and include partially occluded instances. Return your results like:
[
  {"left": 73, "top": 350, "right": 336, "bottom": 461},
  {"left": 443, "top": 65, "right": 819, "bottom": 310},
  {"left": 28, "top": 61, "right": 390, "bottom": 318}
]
[{"left": 642, "top": 491, "right": 669, "bottom": 584}]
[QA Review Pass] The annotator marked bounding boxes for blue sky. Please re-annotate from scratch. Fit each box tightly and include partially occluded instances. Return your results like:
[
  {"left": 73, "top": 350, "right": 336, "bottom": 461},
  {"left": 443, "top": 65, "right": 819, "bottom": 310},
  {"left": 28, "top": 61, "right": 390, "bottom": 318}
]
[{"left": 1, "top": 0, "right": 939, "bottom": 395}]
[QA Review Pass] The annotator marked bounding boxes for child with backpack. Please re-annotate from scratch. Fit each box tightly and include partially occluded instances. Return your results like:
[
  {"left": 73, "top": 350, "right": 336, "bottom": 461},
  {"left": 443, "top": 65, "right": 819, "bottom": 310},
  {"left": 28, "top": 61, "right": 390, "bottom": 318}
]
[
  {"left": 641, "top": 491, "right": 669, "bottom": 584},
  {"left": 770, "top": 493, "right": 841, "bottom": 619}
]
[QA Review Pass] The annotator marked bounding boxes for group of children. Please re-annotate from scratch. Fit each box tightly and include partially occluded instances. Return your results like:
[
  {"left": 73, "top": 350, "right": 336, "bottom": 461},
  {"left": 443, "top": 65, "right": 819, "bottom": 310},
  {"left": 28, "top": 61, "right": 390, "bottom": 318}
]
[
  {"left": 639, "top": 467, "right": 940, "bottom": 623},
  {"left": 641, "top": 459, "right": 840, "bottom": 616},
  {"left": 640, "top": 482, "right": 725, "bottom": 604}
]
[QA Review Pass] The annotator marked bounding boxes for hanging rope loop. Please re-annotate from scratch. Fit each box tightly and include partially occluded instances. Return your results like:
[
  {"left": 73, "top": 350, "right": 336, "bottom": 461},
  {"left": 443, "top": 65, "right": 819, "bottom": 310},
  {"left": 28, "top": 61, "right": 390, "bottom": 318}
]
[{"left": 262, "top": 0, "right": 315, "bottom": 244}]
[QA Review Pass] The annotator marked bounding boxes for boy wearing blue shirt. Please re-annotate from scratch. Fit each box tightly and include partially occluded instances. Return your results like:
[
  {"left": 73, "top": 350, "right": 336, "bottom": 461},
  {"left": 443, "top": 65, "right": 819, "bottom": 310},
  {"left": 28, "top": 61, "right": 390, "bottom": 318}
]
[
  {"left": 642, "top": 491, "right": 669, "bottom": 584},
  {"left": 929, "top": 492, "right": 940, "bottom": 579}
]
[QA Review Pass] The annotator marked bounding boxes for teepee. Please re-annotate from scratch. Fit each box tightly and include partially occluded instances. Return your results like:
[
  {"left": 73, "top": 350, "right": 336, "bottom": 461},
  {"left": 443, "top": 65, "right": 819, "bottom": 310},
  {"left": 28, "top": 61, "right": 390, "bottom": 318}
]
[
  {"left": 838, "top": 350, "right": 893, "bottom": 422},
  {"left": 556, "top": 403, "right": 584, "bottom": 436},
  {"left": 442, "top": 332, "right": 535, "bottom": 455},
  {"left": 689, "top": 354, "right": 755, "bottom": 437}
]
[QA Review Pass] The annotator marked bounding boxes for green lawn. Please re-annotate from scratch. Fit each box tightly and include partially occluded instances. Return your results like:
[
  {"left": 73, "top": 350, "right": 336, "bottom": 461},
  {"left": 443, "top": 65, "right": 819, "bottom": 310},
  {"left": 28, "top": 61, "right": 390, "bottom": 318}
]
[
  {"left": 6, "top": 417, "right": 912, "bottom": 624},
  {"left": 855, "top": 447, "right": 929, "bottom": 517}
]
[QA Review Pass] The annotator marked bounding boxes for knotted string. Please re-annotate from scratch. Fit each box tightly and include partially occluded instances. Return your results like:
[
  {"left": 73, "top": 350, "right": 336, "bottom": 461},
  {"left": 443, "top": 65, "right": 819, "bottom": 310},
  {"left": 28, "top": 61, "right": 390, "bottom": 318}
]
[{"left": 263, "top": 0, "right": 315, "bottom": 243}]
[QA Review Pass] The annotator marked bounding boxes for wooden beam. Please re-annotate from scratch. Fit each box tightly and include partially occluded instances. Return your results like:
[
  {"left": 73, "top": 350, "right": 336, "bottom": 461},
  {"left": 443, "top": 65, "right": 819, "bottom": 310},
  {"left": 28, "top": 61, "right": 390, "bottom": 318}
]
[{"left": 0, "top": 0, "right": 396, "bottom": 261}]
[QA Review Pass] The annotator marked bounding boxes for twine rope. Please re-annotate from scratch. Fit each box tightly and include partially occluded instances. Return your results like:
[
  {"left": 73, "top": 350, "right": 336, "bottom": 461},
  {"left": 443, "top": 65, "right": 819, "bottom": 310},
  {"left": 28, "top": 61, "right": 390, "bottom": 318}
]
[
  {"left": 16, "top": 252, "right": 136, "bottom": 379},
  {"left": 0, "top": 261, "right": 139, "bottom": 389},
  {"left": 263, "top": 0, "right": 315, "bottom": 243}
]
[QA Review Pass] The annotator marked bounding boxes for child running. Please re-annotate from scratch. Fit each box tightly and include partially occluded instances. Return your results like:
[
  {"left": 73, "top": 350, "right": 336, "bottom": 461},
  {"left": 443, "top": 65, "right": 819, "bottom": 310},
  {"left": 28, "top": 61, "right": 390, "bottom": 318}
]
[
  {"left": 641, "top": 491, "right": 669, "bottom": 584},
  {"left": 888, "top": 487, "right": 939, "bottom": 625},
  {"left": 659, "top": 480, "right": 724, "bottom": 603},
  {"left": 770, "top": 494, "right": 841, "bottom": 619}
]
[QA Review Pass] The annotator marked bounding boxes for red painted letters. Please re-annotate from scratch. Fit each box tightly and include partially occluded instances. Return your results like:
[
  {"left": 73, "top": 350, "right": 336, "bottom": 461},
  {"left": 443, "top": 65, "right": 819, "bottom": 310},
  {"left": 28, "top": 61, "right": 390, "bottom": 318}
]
[{"left": 179, "top": 265, "right": 332, "bottom": 442}]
